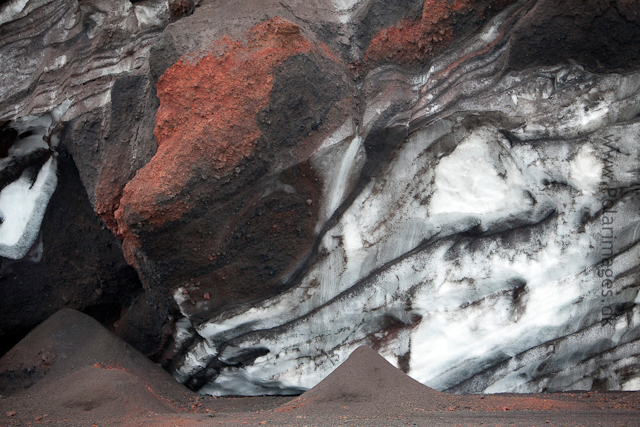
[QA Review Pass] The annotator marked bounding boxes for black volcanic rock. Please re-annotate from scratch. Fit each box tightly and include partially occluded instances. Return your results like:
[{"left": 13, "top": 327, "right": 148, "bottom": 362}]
[
  {"left": 0, "top": 147, "right": 143, "bottom": 357},
  {"left": 508, "top": 0, "right": 640, "bottom": 73}
]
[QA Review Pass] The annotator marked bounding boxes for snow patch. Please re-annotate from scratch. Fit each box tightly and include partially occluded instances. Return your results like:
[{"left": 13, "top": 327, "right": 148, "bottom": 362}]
[
  {"left": 199, "top": 369, "right": 305, "bottom": 396},
  {"left": 569, "top": 144, "right": 602, "bottom": 195},
  {"left": 134, "top": 0, "right": 169, "bottom": 30},
  {"left": 0, "top": 0, "right": 30, "bottom": 26},
  {"left": 43, "top": 55, "right": 67, "bottom": 72},
  {"left": 430, "top": 127, "right": 530, "bottom": 216},
  {"left": 622, "top": 376, "right": 640, "bottom": 391}
]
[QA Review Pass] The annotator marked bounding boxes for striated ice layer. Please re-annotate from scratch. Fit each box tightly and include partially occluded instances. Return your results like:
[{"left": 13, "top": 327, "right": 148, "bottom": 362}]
[{"left": 173, "top": 6, "right": 640, "bottom": 395}]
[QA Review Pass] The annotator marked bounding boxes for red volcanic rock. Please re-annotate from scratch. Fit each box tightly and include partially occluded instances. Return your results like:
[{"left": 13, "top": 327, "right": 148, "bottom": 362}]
[
  {"left": 364, "top": 0, "right": 464, "bottom": 65},
  {"left": 364, "top": 0, "right": 516, "bottom": 65},
  {"left": 113, "top": 18, "right": 329, "bottom": 266}
]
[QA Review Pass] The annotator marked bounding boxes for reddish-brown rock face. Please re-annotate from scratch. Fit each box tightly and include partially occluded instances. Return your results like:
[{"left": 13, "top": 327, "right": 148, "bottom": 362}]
[
  {"left": 94, "top": 17, "right": 353, "bottom": 333},
  {"left": 364, "top": 0, "right": 516, "bottom": 65},
  {"left": 110, "top": 18, "right": 338, "bottom": 268}
]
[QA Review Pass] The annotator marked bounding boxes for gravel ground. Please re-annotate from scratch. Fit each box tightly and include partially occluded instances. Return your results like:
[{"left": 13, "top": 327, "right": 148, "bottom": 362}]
[{"left": 1, "top": 311, "right": 638, "bottom": 427}]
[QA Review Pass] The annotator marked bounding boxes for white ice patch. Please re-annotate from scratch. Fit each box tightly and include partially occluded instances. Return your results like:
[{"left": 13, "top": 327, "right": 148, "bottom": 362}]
[
  {"left": 134, "top": 0, "right": 169, "bottom": 30},
  {"left": 330, "top": 0, "right": 368, "bottom": 24},
  {"left": 43, "top": 55, "right": 67, "bottom": 73},
  {"left": 0, "top": 133, "right": 49, "bottom": 173},
  {"left": 1, "top": 99, "right": 70, "bottom": 165},
  {"left": 331, "top": 0, "right": 363, "bottom": 11},
  {"left": 0, "top": 0, "right": 30, "bottom": 26},
  {"left": 311, "top": 122, "right": 364, "bottom": 229},
  {"left": 622, "top": 376, "right": 640, "bottom": 391},
  {"left": 579, "top": 106, "right": 609, "bottom": 129},
  {"left": 0, "top": 100, "right": 68, "bottom": 260},
  {"left": 199, "top": 369, "right": 305, "bottom": 396},
  {"left": 317, "top": 119, "right": 355, "bottom": 152},
  {"left": 0, "top": 157, "right": 57, "bottom": 259},
  {"left": 172, "top": 338, "right": 218, "bottom": 384},
  {"left": 174, "top": 316, "right": 194, "bottom": 353},
  {"left": 430, "top": 127, "right": 530, "bottom": 216},
  {"left": 569, "top": 144, "right": 602, "bottom": 195},
  {"left": 327, "top": 134, "right": 362, "bottom": 218}
]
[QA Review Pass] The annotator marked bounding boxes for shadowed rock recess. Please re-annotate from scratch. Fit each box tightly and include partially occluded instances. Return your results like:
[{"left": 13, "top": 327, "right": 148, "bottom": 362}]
[{"left": 0, "top": 0, "right": 639, "bottom": 396}]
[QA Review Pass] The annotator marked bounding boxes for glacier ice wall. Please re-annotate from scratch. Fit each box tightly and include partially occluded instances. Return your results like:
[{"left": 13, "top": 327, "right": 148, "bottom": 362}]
[{"left": 171, "top": 3, "right": 640, "bottom": 395}]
